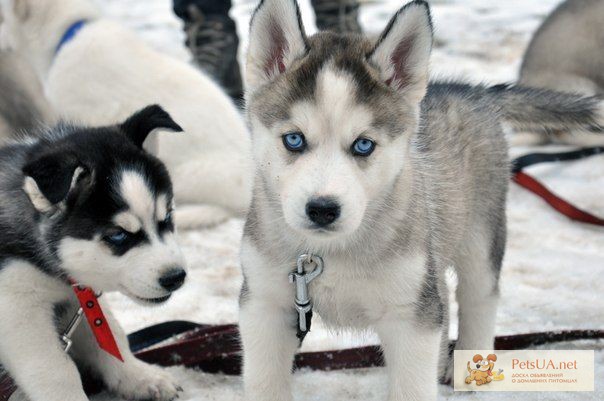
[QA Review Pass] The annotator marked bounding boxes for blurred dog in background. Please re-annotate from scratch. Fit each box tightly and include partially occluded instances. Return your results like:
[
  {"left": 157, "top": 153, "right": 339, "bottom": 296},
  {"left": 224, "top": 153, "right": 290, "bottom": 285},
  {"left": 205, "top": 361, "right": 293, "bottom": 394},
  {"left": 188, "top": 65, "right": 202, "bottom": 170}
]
[
  {"left": 0, "top": 50, "right": 53, "bottom": 142},
  {"left": 0, "top": 0, "right": 252, "bottom": 229},
  {"left": 518, "top": 0, "right": 604, "bottom": 146}
]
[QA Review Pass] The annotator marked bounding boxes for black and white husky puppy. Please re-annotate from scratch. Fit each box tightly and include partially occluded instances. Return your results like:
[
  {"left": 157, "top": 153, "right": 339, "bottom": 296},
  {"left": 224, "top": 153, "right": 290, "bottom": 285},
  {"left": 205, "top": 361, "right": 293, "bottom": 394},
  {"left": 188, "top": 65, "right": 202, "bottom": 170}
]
[
  {"left": 0, "top": 105, "right": 186, "bottom": 401},
  {"left": 239, "top": 1, "right": 604, "bottom": 400}
]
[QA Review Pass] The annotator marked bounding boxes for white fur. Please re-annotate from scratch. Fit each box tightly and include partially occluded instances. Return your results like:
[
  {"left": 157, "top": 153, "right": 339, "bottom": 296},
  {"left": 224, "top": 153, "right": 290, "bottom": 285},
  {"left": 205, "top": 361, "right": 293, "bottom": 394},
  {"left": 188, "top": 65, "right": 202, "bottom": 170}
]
[
  {"left": 453, "top": 227, "right": 499, "bottom": 351},
  {"left": 0, "top": 0, "right": 253, "bottom": 228},
  {"left": 0, "top": 261, "right": 87, "bottom": 401},
  {"left": 376, "top": 320, "right": 441, "bottom": 401},
  {"left": 112, "top": 211, "right": 141, "bottom": 233},
  {"left": 0, "top": 260, "right": 180, "bottom": 401},
  {"left": 120, "top": 170, "right": 156, "bottom": 225},
  {"left": 156, "top": 193, "right": 169, "bottom": 221},
  {"left": 22, "top": 176, "right": 53, "bottom": 212},
  {"left": 58, "top": 170, "right": 185, "bottom": 299},
  {"left": 249, "top": 65, "right": 410, "bottom": 246},
  {"left": 240, "top": 239, "right": 437, "bottom": 401},
  {"left": 69, "top": 299, "right": 180, "bottom": 400}
]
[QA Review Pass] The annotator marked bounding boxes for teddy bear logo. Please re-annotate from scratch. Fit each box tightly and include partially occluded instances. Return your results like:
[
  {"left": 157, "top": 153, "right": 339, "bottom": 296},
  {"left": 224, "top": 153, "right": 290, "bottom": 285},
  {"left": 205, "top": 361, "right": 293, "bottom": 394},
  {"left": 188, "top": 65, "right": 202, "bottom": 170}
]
[{"left": 465, "top": 354, "right": 505, "bottom": 385}]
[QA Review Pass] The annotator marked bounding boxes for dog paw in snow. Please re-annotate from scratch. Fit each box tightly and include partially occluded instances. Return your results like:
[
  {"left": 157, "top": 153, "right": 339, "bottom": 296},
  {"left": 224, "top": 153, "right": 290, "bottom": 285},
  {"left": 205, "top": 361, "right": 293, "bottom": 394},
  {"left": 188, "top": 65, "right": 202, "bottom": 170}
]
[{"left": 107, "top": 362, "right": 183, "bottom": 401}]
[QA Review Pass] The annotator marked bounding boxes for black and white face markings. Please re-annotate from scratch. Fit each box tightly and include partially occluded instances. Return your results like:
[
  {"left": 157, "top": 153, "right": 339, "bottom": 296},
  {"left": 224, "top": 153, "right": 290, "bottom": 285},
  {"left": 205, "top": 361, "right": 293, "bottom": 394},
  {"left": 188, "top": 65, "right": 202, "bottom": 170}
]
[
  {"left": 19, "top": 105, "right": 187, "bottom": 302},
  {"left": 107, "top": 170, "right": 175, "bottom": 257},
  {"left": 55, "top": 164, "right": 186, "bottom": 303}
]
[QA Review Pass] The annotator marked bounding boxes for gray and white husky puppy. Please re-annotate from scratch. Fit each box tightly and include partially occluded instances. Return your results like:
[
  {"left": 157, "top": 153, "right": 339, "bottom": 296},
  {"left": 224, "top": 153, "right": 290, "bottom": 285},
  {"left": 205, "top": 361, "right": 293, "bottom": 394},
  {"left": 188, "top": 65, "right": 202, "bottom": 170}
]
[
  {"left": 0, "top": 105, "right": 186, "bottom": 401},
  {"left": 519, "top": 0, "right": 604, "bottom": 145},
  {"left": 239, "top": 1, "right": 604, "bottom": 400}
]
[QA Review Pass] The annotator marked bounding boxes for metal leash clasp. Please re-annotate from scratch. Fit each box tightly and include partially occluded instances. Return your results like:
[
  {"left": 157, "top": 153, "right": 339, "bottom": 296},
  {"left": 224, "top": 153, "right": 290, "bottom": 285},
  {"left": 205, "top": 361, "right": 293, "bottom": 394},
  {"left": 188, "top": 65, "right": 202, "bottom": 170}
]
[
  {"left": 61, "top": 288, "right": 102, "bottom": 353},
  {"left": 61, "top": 307, "right": 84, "bottom": 353},
  {"left": 289, "top": 254, "right": 324, "bottom": 334}
]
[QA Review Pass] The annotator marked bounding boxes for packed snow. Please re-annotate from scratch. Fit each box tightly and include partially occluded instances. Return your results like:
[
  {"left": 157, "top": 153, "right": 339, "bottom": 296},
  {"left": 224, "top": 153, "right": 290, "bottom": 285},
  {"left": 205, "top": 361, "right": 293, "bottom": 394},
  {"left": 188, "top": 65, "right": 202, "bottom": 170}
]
[{"left": 86, "top": 0, "right": 603, "bottom": 399}]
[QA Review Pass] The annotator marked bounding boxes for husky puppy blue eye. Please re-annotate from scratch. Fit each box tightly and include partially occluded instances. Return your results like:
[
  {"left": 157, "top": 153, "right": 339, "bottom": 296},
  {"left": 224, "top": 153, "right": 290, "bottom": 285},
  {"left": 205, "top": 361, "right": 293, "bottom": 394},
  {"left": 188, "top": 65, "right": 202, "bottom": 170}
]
[
  {"left": 352, "top": 138, "right": 376, "bottom": 156},
  {"left": 104, "top": 230, "right": 129, "bottom": 246},
  {"left": 282, "top": 132, "right": 306, "bottom": 152}
]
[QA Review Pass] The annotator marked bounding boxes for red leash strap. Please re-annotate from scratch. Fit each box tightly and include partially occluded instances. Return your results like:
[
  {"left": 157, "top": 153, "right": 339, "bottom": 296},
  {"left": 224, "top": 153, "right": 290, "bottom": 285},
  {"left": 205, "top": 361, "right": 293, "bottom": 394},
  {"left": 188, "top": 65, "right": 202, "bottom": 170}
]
[
  {"left": 511, "top": 147, "right": 604, "bottom": 227},
  {"left": 71, "top": 285, "right": 124, "bottom": 362},
  {"left": 513, "top": 171, "right": 604, "bottom": 226}
]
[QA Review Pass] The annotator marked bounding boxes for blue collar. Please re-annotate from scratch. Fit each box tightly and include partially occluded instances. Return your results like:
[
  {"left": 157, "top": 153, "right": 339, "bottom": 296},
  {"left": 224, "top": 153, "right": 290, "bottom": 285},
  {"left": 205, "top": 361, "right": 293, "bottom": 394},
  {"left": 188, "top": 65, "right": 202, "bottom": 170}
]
[{"left": 55, "top": 20, "right": 87, "bottom": 55}]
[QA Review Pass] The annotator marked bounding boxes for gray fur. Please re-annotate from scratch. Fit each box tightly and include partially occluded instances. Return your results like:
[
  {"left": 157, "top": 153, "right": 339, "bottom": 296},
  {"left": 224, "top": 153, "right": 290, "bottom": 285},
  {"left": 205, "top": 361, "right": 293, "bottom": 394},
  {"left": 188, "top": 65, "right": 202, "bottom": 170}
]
[
  {"left": 244, "top": 40, "right": 601, "bottom": 316},
  {"left": 487, "top": 83, "right": 603, "bottom": 132},
  {"left": 517, "top": 0, "right": 604, "bottom": 144},
  {"left": 520, "top": 0, "right": 604, "bottom": 95},
  {"left": 0, "top": 140, "right": 59, "bottom": 274},
  {"left": 414, "top": 255, "right": 445, "bottom": 329},
  {"left": 240, "top": 1, "right": 604, "bottom": 397},
  {"left": 239, "top": 274, "right": 250, "bottom": 306},
  {"left": 248, "top": 33, "right": 415, "bottom": 138}
]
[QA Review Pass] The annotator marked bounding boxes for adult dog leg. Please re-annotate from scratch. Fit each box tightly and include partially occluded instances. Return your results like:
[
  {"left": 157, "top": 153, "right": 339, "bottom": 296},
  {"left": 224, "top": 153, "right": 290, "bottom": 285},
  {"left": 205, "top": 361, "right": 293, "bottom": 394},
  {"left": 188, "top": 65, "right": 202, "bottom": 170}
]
[
  {"left": 376, "top": 318, "right": 442, "bottom": 401},
  {"left": 71, "top": 300, "right": 181, "bottom": 401},
  {"left": 170, "top": 153, "right": 252, "bottom": 217},
  {"left": 239, "top": 299, "right": 299, "bottom": 401}
]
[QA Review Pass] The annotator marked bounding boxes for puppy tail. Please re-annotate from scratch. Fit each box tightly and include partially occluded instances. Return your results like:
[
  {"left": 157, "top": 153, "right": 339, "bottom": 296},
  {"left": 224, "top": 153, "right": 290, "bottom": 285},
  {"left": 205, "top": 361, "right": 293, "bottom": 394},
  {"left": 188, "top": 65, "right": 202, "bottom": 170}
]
[
  {"left": 487, "top": 83, "right": 604, "bottom": 146},
  {"left": 467, "top": 361, "right": 471, "bottom": 373}
]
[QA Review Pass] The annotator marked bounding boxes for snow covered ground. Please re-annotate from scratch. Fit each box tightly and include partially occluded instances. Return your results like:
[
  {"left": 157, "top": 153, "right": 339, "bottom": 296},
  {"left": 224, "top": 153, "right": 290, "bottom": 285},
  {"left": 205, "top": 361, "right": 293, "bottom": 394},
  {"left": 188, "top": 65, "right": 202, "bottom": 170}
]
[{"left": 90, "top": 0, "right": 603, "bottom": 399}]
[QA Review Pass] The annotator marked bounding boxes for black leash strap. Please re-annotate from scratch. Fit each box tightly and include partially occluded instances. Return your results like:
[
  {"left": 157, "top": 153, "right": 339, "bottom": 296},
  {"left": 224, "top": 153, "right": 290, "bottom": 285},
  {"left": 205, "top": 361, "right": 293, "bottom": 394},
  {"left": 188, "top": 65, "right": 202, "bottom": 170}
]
[
  {"left": 512, "top": 146, "right": 604, "bottom": 226},
  {"left": 2, "top": 322, "right": 602, "bottom": 400},
  {"left": 512, "top": 146, "right": 604, "bottom": 173}
]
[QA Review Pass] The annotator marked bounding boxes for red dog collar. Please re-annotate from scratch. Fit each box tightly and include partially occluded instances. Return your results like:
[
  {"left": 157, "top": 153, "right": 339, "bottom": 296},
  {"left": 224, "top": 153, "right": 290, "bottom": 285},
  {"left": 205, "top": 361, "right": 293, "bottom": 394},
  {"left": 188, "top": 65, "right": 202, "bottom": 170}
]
[{"left": 70, "top": 282, "right": 124, "bottom": 362}]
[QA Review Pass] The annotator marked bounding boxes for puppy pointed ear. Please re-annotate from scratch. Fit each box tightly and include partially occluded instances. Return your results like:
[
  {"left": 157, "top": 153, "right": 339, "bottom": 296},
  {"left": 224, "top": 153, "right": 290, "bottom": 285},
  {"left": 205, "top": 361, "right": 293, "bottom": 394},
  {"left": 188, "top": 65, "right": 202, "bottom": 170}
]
[
  {"left": 246, "top": 0, "right": 308, "bottom": 95},
  {"left": 120, "top": 105, "right": 183, "bottom": 148},
  {"left": 22, "top": 151, "right": 85, "bottom": 212},
  {"left": 487, "top": 354, "right": 497, "bottom": 362},
  {"left": 472, "top": 354, "right": 483, "bottom": 363},
  {"left": 368, "top": 1, "right": 433, "bottom": 103}
]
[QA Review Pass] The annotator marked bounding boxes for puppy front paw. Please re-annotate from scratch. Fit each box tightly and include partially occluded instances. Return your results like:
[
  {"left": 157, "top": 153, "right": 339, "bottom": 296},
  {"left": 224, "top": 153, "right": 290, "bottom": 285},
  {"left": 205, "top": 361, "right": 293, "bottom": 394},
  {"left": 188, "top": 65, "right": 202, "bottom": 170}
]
[{"left": 108, "top": 361, "right": 182, "bottom": 401}]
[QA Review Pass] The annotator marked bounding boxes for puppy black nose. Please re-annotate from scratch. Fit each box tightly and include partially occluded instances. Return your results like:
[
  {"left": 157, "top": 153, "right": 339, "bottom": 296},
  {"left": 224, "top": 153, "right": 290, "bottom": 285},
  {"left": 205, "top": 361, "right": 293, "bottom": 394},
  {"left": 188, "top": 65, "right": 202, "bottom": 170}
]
[
  {"left": 476, "top": 364, "right": 481, "bottom": 369},
  {"left": 306, "top": 197, "right": 341, "bottom": 227},
  {"left": 159, "top": 268, "right": 187, "bottom": 292}
]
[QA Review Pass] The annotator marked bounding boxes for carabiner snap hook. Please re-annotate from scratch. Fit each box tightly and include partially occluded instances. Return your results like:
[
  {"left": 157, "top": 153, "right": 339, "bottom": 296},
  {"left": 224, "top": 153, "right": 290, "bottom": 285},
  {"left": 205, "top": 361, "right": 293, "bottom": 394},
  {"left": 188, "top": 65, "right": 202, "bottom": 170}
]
[{"left": 289, "top": 254, "right": 324, "bottom": 338}]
